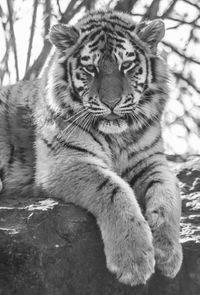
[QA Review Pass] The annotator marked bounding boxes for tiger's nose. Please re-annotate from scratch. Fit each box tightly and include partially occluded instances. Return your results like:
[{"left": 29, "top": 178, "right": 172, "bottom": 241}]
[
  {"left": 100, "top": 96, "right": 121, "bottom": 110},
  {"left": 98, "top": 76, "right": 122, "bottom": 109}
]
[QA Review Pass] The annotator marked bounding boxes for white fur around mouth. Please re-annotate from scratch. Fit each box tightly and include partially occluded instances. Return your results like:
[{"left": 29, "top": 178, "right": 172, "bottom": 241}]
[{"left": 98, "top": 119, "right": 128, "bottom": 134}]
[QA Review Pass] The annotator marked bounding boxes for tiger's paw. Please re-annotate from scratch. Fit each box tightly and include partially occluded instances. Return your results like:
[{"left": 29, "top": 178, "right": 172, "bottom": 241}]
[
  {"left": 102, "top": 217, "right": 155, "bottom": 286},
  {"left": 153, "top": 226, "right": 183, "bottom": 278},
  {"left": 145, "top": 206, "right": 166, "bottom": 229},
  {"left": 145, "top": 203, "right": 182, "bottom": 278}
]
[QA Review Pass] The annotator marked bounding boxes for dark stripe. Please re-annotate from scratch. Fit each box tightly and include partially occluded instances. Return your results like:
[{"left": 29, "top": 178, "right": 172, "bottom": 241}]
[
  {"left": 76, "top": 73, "right": 81, "bottom": 80},
  {"left": 138, "top": 116, "right": 156, "bottom": 133},
  {"left": 87, "top": 131, "right": 105, "bottom": 151},
  {"left": 41, "top": 137, "right": 57, "bottom": 152},
  {"left": 129, "top": 25, "right": 136, "bottom": 31},
  {"left": 144, "top": 180, "right": 163, "bottom": 196},
  {"left": 142, "top": 170, "right": 163, "bottom": 184},
  {"left": 103, "top": 18, "right": 134, "bottom": 31},
  {"left": 69, "top": 89, "right": 82, "bottom": 103},
  {"left": 63, "top": 62, "right": 69, "bottom": 83},
  {"left": 111, "top": 37, "right": 125, "bottom": 44},
  {"left": 81, "top": 56, "right": 90, "bottom": 61},
  {"left": 81, "top": 18, "right": 131, "bottom": 33},
  {"left": 8, "top": 144, "right": 15, "bottom": 165},
  {"left": 122, "top": 152, "right": 164, "bottom": 179},
  {"left": 81, "top": 24, "right": 102, "bottom": 33},
  {"left": 129, "top": 162, "right": 163, "bottom": 187},
  {"left": 96, "top": 178, "right": 109, "bottom": 192},
  {"left": 90, "top": 46, "right": 100, "bottom": 53},
  {"left": 62, "top": 119, "right": 105, "bottom": 151},
  {"left": 73, "top": 45, "right": 84, "bottom": 58},
  {"left": 115, "top": 30, "right": 126, "bottom": 38},
  {"left": 150, "top": 57, "right": 157, "bottom": 83},
  {"left": 88, "top": 29, "right": 102, "bottom": 42},
  {"left": 114, "top": 43, "right": 125, "bottom": 50},
  {"left": 103, "top": 134, "right": 112, "bottom": 145},
  {"left": 69, "top": 63, "right": 82, "bottom": 103},
  {"left": 128, "top": 135, "right": 162, "bottom": 160},
  {"left": 126, "top": 52, "right": 135, "bottom": 58},
  {"left": 89, "top": 36, "right": 102, "bottom": 48},
  {"left": 77, "top": 86, "right": 84, "bottom": 92},
  {"left": 110, "top": 187, "right": 119, "bottom": 203},
  {"left": 143, "top": 51, "right": 149, "bottom": 92},
  {"left": 56, "top": 136, "right": 97, "bottom": 157},
  {"left": 0, "top": 168, "right": 4, "bottom": 179}
]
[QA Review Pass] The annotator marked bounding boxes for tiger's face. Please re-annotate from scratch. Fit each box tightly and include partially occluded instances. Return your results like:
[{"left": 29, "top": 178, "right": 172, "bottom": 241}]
[
  {"left": 49, "top": 11, "right": 168, "bottom": 134},
  {"left": 74, "top": 39, "right": 148, "bottom": 134}
]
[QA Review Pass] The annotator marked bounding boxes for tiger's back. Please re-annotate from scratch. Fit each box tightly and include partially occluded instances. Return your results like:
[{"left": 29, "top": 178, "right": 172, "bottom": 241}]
[{"left": 0, "top": 80, "right": 38, "bottom": 196}]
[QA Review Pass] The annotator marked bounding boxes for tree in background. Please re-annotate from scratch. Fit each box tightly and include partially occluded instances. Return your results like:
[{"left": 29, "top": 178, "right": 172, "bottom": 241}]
[{"left": 0, "top": 0, "right": 200, "bottom": 156}]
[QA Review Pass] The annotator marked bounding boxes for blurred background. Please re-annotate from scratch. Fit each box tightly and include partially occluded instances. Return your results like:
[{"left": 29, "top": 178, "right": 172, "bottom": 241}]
[{"left": 0, "top": 0, "right": 200, "bottom": 157}]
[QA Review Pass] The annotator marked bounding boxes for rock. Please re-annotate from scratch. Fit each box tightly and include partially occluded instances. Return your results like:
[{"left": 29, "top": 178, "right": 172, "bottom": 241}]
[{"left": 0, "top": 158, "right": 200, "bottom": 295}]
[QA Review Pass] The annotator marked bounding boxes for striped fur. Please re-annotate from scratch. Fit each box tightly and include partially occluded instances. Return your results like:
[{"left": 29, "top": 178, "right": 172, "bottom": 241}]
[{"left": 0, "top": 10, "right": 182, "bottom": 286}]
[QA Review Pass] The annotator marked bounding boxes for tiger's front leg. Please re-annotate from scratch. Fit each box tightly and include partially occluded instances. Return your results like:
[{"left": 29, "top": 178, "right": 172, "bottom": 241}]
[
  {"left": 37, "top": 155, "right": 155, "bottom": 286},
  {"left": 130, "top": 158, "right": 183, "bottom": 278}
]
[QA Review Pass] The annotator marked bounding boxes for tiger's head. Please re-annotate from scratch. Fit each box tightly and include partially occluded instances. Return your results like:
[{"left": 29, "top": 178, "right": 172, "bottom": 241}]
[{"left": 49, "top": 10, "right": 169, "bottom": 134}]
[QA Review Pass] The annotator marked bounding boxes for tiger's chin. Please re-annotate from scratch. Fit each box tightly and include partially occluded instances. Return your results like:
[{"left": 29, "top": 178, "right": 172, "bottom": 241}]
[{"left": 98, "top": 119, "right": 129, "bottom": 134}]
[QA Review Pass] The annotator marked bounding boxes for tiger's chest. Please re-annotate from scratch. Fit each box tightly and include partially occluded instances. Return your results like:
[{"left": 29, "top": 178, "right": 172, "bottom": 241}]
[
  {"left": 105, "top": 136, "right": 133, "bottom": 177},
  {"left": 113, "top": 149, "right": 129, "bottom": 176}
]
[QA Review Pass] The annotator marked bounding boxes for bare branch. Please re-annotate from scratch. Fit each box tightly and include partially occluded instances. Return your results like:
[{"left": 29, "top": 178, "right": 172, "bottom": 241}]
[
  {"left": 162, "top": 0, "right": 179, "bottom": 18},
  {"left": 182, "top": 0, "right": 200, "bottom": 10},
  {"left": 0, "top": 39, "right": 11, "bottom": 85},
  {"left": 133, "top": 11, "right": 200, "bottom": 29},
  {"left": 173, "top": 72, "right": 200, "bottom": 94},
  {"left": 60, "top": 0, "right": 94, "bottom": 24},
  {"left": 56, "top": 0, "right": 62, "bottom": 17},
  {"left": 165, "top": 15, "right": 200, "bottom": 29},
  {"left": 162, "top": 41, "right": 200, "bottom": 66},
  {"left": 114, "top": 0, "right": 138, "bottom": 12},
  {"left": 44, "top": 0, "right": 51, "bottom": 36},
  {"left": 7, "top": 0, "right": 19, "bottom": 81},
  {"left": 143, "top": 0, "right": 161, "bottom": 20},
  {"left": 23, "top": 0, "right": 52, "bottom": 81},
  {"left": 23, "top": 41, "right": 52, "bottom": 80},
  {"left": 25, "top": 0, "right": 39, "bottom": 74}
]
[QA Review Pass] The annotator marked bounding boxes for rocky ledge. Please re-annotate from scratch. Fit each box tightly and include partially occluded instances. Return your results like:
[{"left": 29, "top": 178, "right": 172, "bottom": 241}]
[{"left": 0, "top": 158, "right": 200, "bottom": 295}]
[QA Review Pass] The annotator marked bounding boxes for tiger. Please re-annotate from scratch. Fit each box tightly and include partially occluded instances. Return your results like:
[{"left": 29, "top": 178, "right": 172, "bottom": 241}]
[{"left": 0, "top": 10, "right": 182, "bottom": 286}]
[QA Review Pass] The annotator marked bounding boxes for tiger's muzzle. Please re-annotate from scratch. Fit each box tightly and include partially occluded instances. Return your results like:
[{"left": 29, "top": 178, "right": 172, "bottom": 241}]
[{"left": 97, "top": 57, "right": 123, "bottom": 110}]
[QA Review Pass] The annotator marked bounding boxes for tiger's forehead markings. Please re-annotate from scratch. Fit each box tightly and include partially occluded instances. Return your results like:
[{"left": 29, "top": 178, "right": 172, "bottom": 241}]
[
  {"left": 79, "top": 33, "right": 141, "bottom": 69},
  {"left": 81, "top": 56, "right": 90, "bottom": 61},
  {"left": 78, "top": 15, "right": 136, "bottom": 52},
  {"left": 126, "top": 52, "right": 135, "bottom": 57},
  {"left": 80, "top": 15, "right": 134, "bottom": 33},
  {"left": 80, "top": 45, "right": 102, "bottom": 65},
  {"left": 113, "top": 39, "right": 136, "bottom": 62}
]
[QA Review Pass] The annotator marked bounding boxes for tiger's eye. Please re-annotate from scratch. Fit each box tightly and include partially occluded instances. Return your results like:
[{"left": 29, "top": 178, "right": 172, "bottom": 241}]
[
  {"left": 121, "top": 61, "right": 132, "bottom": 70},
  {"left": 84, "top": 64, "right": 96, "bottom": 73}
]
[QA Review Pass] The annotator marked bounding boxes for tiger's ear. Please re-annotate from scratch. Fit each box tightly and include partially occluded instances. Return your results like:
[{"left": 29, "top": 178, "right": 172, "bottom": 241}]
[
  {"left": 135, "top": 19, "right": 165, "bottom": 53},
  {"left": 50, "top": 24, "right": 79, "bottom": 51}
]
